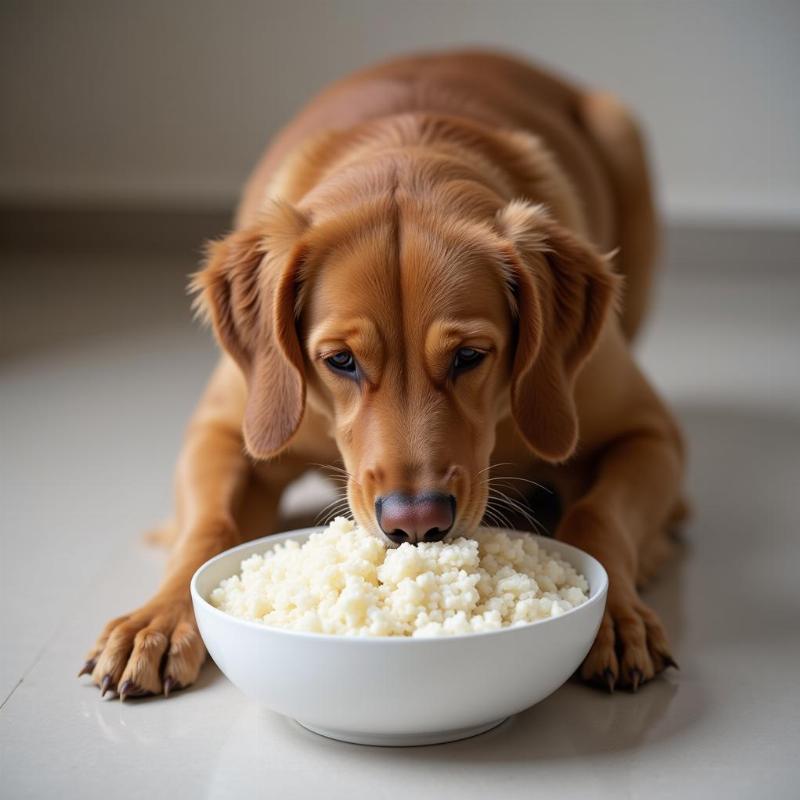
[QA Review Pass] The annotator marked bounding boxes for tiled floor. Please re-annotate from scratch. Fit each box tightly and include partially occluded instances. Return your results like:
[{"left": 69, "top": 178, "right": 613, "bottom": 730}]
[{"left": 2, "top": 246, "right": 798, "bottom": 799}]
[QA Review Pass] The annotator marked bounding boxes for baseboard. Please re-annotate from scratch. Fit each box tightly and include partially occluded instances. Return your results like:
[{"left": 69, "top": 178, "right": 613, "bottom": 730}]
[
  {"left": 0, "top": 203, "right": 234, "bottom": 253},
  {"left": 1, "top": 203, "right": 797, "bottom": 273},
  {"left": 664, "top": 220, "right": 799, "bottom": 274}
]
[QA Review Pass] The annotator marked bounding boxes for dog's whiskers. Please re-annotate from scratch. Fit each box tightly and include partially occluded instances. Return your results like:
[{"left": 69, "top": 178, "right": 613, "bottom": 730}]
[
  {"left": 486, "top": 474, "right": 553, "bottom": 494},
  {"left": 481, "top": 509, "right": 506, "bottom": 530},
  {"left": 471, "top": 463, "right": 553, "bottom": 534},
  {"left": 488, "top": 488, "right": 547, "bottom": 535},
  {"left": 482, "top": 501, "right": 515, "bottom": 530},
  {"left": 472, "top": 462, "right": 516, "bottom": 481},
  {"left": 310, "top": 463, "right": 359, "bottom": 526},
  {"left": 321, "top": 478, "right": 350, "bottom": 488},
  {"left": 485, "top": 479, "right": 529, "bottom": 504},
  {"left": 311, "top": 462, "right": 548, "bottom": 533},
  {"left": 314, "top": 491, "right": 353, "bottom": 527},
  {"left": 316, "top": 506, "right": 352, "bottom": 528},
  {"left": 311, "top": 462, "right": 362, "bottom": 488}
]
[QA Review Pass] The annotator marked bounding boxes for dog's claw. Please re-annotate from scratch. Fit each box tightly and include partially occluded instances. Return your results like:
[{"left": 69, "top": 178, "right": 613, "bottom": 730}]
[
  {"left": 100, "top": 674, "right": 114, "bottom": 697},
  {"left": 603, "top": 668, "right": 615, "bottom": 694},
  {"left": 118, "top": 680, "right": 134, "bottom": 702},
  {"left": 630, "top": 668, "right": 643, "bottom": 692},
  {"left": 163, "top": 676, "right": 177, "bottom": 698},
  {"left": 78, "top": 659, "right": 96, "bottom": 678},
  {"left": 663, "top": 654, "right": 679, "bottom": 671}
]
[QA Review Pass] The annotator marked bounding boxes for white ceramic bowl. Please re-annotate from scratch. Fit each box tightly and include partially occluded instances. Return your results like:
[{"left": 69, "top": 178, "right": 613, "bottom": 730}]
[{"left": 191, "top": 527, "right": 607, "bottom": 746}]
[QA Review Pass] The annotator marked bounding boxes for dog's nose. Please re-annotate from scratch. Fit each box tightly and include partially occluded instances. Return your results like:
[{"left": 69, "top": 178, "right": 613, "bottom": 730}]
[{"left": 375, "top": 492, "right": 455, "bottom": 545}]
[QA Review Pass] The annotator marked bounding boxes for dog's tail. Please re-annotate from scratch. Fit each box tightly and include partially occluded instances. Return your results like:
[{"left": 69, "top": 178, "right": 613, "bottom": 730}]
[{"left": 578, "top": 92, "right": 660, "bottom": 341}]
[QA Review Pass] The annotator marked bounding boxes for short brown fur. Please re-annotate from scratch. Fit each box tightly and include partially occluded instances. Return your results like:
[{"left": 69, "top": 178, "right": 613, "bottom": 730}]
[{"left": 82, "top": 50, "right": 683, "bottom": 698}]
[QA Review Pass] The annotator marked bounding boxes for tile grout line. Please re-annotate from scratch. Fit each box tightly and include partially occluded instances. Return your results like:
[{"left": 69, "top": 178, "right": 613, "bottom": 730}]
[
  {"left": 0, "top": 634, "right": 52, "bottom": 711},
  {"left": 0, "top": 677, "right": 24, "bottom": 711},
  {"left": 0, "top": 596, "right": 86, "bottom": 710},
  {"left": 1, "top": 537, "right": 141, "bottom": 711}
]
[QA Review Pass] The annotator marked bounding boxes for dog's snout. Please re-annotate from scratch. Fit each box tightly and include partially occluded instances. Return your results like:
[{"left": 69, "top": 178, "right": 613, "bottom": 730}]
[{"left": 375, "top": 492, "right": 455, "bottom": 545}]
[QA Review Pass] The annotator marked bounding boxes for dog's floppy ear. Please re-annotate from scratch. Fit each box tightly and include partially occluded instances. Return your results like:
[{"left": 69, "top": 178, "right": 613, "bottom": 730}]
[
  {"left": 496, "top": 201, "right": 621, "bottom": 462},
  {"left": 191, "top": 201, "right": 310, "bottom": 459}
]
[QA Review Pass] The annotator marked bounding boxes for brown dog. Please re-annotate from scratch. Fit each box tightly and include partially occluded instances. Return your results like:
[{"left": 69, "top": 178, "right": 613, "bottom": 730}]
[{"left": 81, "top": 50, "right": 684, "bottom": 700}]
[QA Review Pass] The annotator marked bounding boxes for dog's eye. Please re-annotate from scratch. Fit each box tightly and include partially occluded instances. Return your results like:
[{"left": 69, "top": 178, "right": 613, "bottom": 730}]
[
  {"left": 325, "top": 350, "right": 357, "bottom": 374},
  {"left": 452, "top": 347, "right": 486, "bottom": 374}
]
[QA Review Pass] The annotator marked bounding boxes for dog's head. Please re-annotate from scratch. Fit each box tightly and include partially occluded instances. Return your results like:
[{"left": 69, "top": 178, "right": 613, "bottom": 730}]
[{"left": 192, "top": 194, "right": 618, "bottom": 544}]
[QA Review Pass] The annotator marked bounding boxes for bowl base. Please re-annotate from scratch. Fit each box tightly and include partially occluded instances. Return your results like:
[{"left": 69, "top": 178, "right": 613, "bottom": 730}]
[{"left": 294, "top": 716, "right": 509, "bottom": 747}]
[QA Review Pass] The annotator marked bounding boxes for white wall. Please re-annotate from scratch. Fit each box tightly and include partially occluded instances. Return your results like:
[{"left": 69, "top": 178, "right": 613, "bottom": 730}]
[{"left": 2, "top": 0, "right": 798, "bottom": 224}]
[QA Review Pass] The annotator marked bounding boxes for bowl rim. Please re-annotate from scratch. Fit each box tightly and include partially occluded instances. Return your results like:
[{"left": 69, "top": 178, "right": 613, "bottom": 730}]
[{"left": 190, "top": 525, "right": 608, "bottom": 646}]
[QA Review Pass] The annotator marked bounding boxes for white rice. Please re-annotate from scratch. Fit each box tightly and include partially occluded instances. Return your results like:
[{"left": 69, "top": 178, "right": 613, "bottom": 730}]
[{"left": 210, "top": 517, "right": 589, "bottom": 637}]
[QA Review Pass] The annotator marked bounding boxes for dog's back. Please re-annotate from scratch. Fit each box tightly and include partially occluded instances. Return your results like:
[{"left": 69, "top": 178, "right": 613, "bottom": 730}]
[{"left": 239, "top": 48, "right": 656, "bottom": 338}]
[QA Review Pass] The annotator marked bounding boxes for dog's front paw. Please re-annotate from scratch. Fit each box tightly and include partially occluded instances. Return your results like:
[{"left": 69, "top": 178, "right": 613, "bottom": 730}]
[
  {"left": 580, "top": 589, "right": 677, "bottom": 692},
  {"left": 79, "top": 593, "right": 205, "bottom": 700}
]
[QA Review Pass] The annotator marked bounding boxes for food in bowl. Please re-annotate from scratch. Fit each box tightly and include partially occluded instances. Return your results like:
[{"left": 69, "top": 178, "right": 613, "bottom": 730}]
[{"left": 210, "top": 517, "right": 589, "bottom": 637}]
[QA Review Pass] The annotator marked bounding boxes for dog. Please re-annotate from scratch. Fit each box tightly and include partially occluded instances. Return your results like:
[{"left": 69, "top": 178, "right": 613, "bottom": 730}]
[{"left": 81, "top": 49, "right": 685, "bottom": 700}]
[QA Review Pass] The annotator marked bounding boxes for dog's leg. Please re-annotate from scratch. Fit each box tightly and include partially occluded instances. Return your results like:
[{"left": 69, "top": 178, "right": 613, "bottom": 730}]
[
  {"left": 81, "top": 360, "right": 279, "bottom": 699},
  {"left": 556, "top": 424, "right": 684, "bottom": 691}
]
